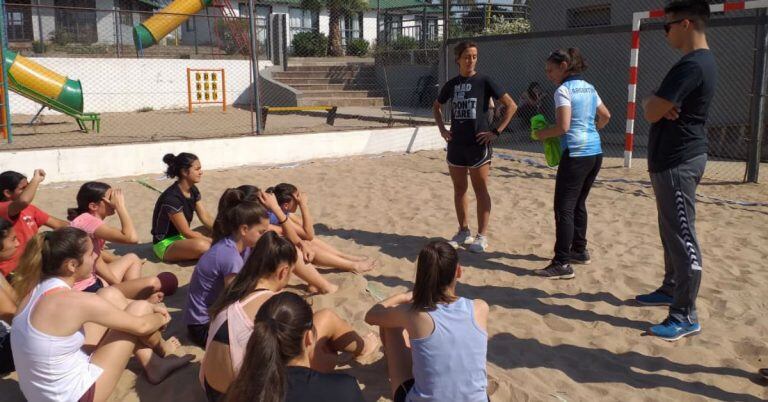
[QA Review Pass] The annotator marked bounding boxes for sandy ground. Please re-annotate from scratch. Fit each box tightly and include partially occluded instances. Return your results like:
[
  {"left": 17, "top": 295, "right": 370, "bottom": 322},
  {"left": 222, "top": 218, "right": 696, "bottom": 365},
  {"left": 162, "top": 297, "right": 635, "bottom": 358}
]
[
  {"left": 1, "top": 149, "right": 768, "bottom": 401},
  {"left": 4, "top": 106, "right": 434, "bottom": 151}
]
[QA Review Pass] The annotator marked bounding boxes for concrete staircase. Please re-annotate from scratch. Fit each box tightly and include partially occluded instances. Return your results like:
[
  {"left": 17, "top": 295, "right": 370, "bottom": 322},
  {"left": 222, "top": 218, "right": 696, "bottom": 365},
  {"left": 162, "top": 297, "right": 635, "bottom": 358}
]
[{"left": 272, "top": 62, "right": 385, "bottom": 107}]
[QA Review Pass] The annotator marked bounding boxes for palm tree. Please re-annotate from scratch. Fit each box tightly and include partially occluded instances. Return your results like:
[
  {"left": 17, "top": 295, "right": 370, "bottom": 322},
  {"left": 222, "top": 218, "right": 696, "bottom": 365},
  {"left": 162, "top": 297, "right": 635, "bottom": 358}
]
[{"left": 302, "top": 0, "right": 368, "bottom": 57}]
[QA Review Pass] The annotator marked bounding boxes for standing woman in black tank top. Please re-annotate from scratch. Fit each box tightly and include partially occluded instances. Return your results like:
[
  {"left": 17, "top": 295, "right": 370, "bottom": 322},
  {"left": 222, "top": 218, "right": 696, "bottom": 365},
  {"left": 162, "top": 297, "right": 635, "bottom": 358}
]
[{"left": 433, "top": 41, "right": 517, "bottom": 254}]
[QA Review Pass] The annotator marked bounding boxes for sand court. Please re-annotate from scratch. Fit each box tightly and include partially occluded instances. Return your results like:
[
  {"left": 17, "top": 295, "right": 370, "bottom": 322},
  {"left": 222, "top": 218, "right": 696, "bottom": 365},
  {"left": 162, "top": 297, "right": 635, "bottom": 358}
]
[{"left": 1, "top": 149, "right": 767, "bottom": 401}]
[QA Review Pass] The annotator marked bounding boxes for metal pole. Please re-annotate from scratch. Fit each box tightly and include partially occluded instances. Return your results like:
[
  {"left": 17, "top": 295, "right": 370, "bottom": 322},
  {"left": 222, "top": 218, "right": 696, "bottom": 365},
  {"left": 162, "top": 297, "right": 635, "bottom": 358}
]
[
  {"left": 113, "top": 3, "right": 120, "bottom": 57},
  {"left": 0, "top": 0, "right": 13, "bottom": 142},
  {"left": 747, "top": 9, "right": 768, "bottom": 183},
  {"left": 35, "top": 0, "right": 44, "bottom": 52},
  {"left": 247, "top": 0, "right": 262, "bottom": 134}
]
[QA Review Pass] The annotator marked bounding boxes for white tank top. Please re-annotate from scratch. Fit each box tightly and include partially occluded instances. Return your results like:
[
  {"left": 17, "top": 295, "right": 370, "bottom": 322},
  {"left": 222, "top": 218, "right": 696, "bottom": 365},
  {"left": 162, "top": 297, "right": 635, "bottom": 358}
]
[{"left": 11, "top": 277, "right": 104, "bottom": 402}]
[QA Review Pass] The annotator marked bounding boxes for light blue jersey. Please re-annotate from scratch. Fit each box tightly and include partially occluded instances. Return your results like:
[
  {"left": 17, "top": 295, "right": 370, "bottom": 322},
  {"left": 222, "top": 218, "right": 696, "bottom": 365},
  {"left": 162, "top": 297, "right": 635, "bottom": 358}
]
[{"left": 554, "top": 76, "right": 603, "bottom": 157}]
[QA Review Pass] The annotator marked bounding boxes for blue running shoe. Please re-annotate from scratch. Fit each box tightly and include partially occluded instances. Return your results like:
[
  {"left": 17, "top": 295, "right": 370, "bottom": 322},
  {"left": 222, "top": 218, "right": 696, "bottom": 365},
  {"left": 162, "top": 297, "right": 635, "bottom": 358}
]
[
  {"left": 650, "top": 319, "right": 701, "bottom": 341},
  {"left": 635, "top": 290, "right": 673, "bottom": 306}
]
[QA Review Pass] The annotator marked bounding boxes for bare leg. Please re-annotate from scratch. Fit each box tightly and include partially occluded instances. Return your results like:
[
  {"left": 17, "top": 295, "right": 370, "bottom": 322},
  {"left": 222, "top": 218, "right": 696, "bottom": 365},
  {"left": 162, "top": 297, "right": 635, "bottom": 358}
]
[
  {"left": 449, "top": 166, "right": 470, "bottom": 230},
  {"left": 162, "top": 238, "right": 211, "bottom": 263},
  {"left": 311, "top": 238, "right": 368, "bottom": 262},
  {"left": 311, "top": 248, "right": 375, "bottom": 274},
  {"left": 309, "top": 309, "right": 379, "bottom": 372},
  {"left": 469, "top": 163, "right": 492, "bottom": 236},
  {"left": 109, "top": 276, "right": 164, "bottom": 303},
  {"left": 293, "top": 255, "right": 338, "bottom": 294},
  {"left": 87, "top": 300, "right": 192, "bottom": 402},
  {"left": 106, "top": 253, "right": 143, "bottom": 282},
  {"left": 380, "top": 327, "right": 413, "bottom": 398}
]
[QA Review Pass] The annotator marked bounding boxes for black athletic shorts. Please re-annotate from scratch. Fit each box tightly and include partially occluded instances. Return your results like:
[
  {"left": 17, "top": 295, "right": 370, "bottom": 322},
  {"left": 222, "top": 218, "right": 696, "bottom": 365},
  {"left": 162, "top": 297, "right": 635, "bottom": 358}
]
[{"left": 447, "top": 142, "right": 492, "bottom": 168}]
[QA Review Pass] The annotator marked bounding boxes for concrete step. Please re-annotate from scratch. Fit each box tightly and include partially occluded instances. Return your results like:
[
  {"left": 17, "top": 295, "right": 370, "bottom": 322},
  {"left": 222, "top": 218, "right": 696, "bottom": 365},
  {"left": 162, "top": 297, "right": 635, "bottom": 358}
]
[
  {"left": 285, "top": 65, "right": 374, "bottom": 72},
  {"left": 273, "top": 70, "right": 376, "bottom": 79},
  {"left": 289, "top": 83, "right": 352, "bottom": 91},
  {"left": 298, "top": 90, "right": 383, "bottom": 99},
  {"left": 298, "top": 97, "right": 386, "bottom": 107},
  {"left": 275, "top": 77, "right": 380, "bottom": 86}
]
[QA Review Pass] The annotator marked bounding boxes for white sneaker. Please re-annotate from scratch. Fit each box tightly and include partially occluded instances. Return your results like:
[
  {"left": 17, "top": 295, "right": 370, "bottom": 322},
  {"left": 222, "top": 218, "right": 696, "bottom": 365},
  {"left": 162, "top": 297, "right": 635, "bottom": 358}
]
[
  {"left": 469, "top": 234, "right": 488, "bottom": 253},
  {"left": 448, "top": 229, "right": 474, "bottom": 249}
]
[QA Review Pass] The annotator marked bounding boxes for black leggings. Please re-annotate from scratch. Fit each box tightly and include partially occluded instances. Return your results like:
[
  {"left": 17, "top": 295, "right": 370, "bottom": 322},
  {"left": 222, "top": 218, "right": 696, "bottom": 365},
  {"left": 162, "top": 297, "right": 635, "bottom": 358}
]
[{"left": 553, "top": 151, "right": 602, "bottom": 264}]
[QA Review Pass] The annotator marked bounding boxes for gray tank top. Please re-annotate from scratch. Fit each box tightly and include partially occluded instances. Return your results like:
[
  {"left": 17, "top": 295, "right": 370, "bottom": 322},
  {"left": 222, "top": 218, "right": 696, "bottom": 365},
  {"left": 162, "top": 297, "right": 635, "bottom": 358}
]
[{"left": 407, "top": 297, "right": 488, "bottom": 402}]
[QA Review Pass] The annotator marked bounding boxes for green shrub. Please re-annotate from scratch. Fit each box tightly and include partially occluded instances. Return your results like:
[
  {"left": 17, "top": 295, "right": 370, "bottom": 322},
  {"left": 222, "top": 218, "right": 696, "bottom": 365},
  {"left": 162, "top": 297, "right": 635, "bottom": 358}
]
[
  {"left": 389, "top": 36, "right": 418, "bottom": 51},
  {"left": 346, "top": 38, "right": 369, "bottom": 56},
  {"left": 291, "top": 31, "right": 328, "bottom": 57}
]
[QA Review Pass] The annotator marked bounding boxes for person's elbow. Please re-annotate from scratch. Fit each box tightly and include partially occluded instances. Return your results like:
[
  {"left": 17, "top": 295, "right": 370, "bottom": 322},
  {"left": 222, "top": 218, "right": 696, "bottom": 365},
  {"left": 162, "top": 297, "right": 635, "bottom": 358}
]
[
  {"left": 643, "top": 109, "right": 663, "bottom": 123},
  {"left": 557, "top": 121, "right": 570, "bottom": 134}
]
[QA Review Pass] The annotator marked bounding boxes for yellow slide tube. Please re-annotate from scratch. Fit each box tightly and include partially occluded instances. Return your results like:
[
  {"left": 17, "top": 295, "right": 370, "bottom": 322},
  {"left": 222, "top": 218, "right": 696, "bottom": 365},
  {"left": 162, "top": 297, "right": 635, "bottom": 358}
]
[{"left": 133, "top": 0, "right": 213, "bottom": 49}]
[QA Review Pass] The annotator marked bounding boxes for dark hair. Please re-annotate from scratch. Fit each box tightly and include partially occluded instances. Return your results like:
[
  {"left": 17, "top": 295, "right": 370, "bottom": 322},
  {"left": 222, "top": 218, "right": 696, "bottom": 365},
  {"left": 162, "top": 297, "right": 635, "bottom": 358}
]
[
  {"left": 0, "top": 219, "right": 13, "bottom": 252},
  {"left": 453, "top": 40, "right": 478, "bottom": 61},
  {"left": 265, "top": 183, "right": 298, "bottom": 206},
  {"left": 526, "top": 82, "right": 543, "bottom": 102},
  {"left": 162, "top": 152, "right": 199, "bottom": 179},
  {"left": 236, "top": 185, "right": 260, "bottom": 202},
  {"left": 412, "top": 241, "right": 459, "bottom": 311},
  {"left": 547, "top": 48, "right": 588, "bottom": 75},
  {"left": 0, "top": 171, "right": 26, "bottom": 201},
  {"left": 665, "top": 0, "right": 711, "bottom": 28},
  {"left": 223, "top": 292, "right": 313, "bottom": 402},
  {"left": 209, "top": 231, "right": 297, "bottom": 318},
  {"left": 67, "top": 181, "right": 111, "bottom": 221},
  {"left": 212, "top": 188, "right": 269, "bottom": 243},
  {"left": 13, "top": 227, "right": 90, "bottom": 298}
]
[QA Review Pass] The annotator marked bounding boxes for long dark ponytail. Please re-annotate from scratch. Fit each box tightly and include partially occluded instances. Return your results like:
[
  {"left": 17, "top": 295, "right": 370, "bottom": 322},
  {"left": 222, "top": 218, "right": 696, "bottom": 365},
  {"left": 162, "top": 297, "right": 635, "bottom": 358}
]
[
  {"left": 212, "top": 188, "right": 269, "bottom": 243},
  {"left": 223, "top": 292, "right": 313, "bottom": 402},
  {"left": 67, "top": 181, "right": 111, "bottom": 221},
  {"left": 412, "top": 240, "right": 459, "bottom": 311},
  {"left": 209, "top": 231, "right": 297, "bottom": 318},
  {"left": 547, "top": 47, "right": 588, "bottom": 75}
]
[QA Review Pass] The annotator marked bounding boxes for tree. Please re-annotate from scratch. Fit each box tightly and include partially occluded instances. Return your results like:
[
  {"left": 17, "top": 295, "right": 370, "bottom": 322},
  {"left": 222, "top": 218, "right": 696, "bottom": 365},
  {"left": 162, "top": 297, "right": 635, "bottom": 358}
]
[{"left": 302, "top": 0, "right": 368, "bottom": 57}]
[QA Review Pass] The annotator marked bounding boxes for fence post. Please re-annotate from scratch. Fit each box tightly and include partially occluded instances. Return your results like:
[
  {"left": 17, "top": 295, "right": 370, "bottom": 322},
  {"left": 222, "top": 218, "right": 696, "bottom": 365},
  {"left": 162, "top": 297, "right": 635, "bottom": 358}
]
[
  {"left": 747, "top": 9, "right": 768, "bottom": 183},
  {"left": 0, "top": 0, "right": 12, "bottom": 143},
  {"left": 35, "top": 0, "right": 44, "bottom": 52},
  {"left": 248, "top": 0, "right": 263, "bottom": 134}
]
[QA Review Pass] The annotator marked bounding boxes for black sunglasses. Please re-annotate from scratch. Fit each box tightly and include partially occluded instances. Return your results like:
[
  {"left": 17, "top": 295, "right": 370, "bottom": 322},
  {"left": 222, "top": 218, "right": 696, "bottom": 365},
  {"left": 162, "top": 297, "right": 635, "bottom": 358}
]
[{"left": 664, "top": 18, "right": 690, "bottom": 34}]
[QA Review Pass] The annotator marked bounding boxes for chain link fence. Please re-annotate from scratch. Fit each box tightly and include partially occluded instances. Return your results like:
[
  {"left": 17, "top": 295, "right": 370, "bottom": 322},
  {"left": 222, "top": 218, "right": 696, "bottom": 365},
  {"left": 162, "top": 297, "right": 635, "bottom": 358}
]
[{"left": 0, "top": 0, "right": 439, "bottom": 151}]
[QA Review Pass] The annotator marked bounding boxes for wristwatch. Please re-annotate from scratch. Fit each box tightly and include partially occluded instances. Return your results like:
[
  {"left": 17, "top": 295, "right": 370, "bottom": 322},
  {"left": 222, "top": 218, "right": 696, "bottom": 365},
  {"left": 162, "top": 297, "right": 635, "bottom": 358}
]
[{"left": 491, "top": 127, "right": 500, "bottom": 136}]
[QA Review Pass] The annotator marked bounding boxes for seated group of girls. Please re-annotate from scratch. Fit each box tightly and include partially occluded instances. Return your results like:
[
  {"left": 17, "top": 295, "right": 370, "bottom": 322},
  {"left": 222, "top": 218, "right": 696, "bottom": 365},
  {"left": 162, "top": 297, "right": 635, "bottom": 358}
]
[{"left": 0, "top": 152, "right": 491, "bottom": 402}]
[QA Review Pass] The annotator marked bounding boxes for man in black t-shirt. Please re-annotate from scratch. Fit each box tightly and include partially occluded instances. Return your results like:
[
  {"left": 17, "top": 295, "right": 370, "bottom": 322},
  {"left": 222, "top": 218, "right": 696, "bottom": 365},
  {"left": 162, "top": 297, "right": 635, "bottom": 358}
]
[{"left": 636, "top": 0, "right": 717, "bottom": 342}]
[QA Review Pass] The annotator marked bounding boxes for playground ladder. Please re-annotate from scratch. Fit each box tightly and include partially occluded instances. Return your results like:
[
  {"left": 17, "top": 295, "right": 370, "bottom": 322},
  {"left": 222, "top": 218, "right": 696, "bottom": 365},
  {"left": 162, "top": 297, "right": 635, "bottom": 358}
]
[{"left": 213, "top": 0, "right": 251, "bottom": 56}]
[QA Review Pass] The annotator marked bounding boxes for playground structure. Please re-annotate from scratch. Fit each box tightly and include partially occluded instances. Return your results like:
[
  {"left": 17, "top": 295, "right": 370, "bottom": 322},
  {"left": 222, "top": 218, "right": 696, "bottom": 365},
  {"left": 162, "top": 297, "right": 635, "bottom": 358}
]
[
  {"left": 1, "top": 49, "right": 100, "bottom": 137},
  {"left": 133, "top": 0, "right": 250, "bottom": 56},
  {"left": 187, "top": 68, "right": 226, "bottom": 113}
]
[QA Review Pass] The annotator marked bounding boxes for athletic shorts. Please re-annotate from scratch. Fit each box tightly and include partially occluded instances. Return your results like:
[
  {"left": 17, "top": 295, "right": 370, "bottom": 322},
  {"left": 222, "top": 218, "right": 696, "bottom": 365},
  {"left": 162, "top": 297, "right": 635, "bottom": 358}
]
[
  {"left": 153, "top": 234, "right": 185, "bottom": 261},
  {"left": 447, "top": 142, "right": 492, "bottom": 168},
  {"left": 82, "top": 278, "right": 104, "bottom": 293},
  {"left": 393, "top": 378, "right": 491, "bottom": 402},
  {"left": 0, "top": 330, "right": 14, "bottom": 375}
]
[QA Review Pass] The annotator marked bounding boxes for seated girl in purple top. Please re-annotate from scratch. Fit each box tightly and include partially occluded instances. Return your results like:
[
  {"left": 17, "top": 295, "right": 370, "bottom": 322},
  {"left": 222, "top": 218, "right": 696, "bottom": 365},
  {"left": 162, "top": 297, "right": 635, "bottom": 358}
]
[
  {"left": 267, "top": 183, "right": 376, "bottom": 274},
  {"left": 185, "top": 186, "right": 336, "bottom": 348}
]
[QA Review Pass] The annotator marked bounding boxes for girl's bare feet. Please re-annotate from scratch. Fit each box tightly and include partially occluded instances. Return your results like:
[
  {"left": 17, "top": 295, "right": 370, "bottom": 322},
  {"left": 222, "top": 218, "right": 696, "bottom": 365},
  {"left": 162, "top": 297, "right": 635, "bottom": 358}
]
[
  {"left": 351, "top": 259, "right": 377, "bottom": 274},
  {"left": 155, "top": 336, "right": 181, "bottom": 357},
  {"left": 307, "top": 283, "right": 339, "bottom": 295},
  {"left": 147, "top": 292, "right": 164, "bottom": 304},
  {"left": 355, "top": 332, "right": 380, "bottom": 364}
]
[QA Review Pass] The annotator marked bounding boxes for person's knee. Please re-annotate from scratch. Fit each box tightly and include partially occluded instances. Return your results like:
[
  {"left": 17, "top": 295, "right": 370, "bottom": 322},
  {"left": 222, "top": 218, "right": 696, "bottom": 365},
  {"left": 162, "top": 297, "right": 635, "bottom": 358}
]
[
  {"left": 125, "top": 300, "right": 153, "bottom": 315},
  {"left": 96, "top": 286, "right": 124, "bottom": 306},
  {"left": 313, "top": 308, "right": 340, "bottom": 327},
  {"left": 193, "top": 239, "right": 211, "bottom": 254},
  {"left": 149, "top": 276, "right": 162, "bottom": 291}
]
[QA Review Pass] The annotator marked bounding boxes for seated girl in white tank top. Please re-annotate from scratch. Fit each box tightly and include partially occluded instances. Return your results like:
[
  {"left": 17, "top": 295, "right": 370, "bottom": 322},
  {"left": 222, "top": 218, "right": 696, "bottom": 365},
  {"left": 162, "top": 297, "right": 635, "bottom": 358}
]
[
  {"left": 11, "top": 227, "right": 192, "bottom": 402},
  {"left": 200, "top": 232, "right": 379, "bottom": 401},
  {"left": 366, "top": 240, "right": 490, "bottom": 402}
]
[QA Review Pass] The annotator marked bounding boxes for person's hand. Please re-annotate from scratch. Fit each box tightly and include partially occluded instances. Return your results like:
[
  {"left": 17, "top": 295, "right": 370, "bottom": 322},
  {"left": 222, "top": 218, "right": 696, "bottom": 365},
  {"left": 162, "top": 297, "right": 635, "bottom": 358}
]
[
  {"left": 440, "top": 129, "right": 452, "bottom": 142},
  {"left": 258, "top": 191, "right": 281, "bottom": 213},
  {"left": 398, "top": 291, "right": 413, "bottom": 304},
  {"left": 476, "top": 131, "right": 497, "bottom": 145},
  {"left": 31, "top": 169, "right": 46, "bottom": 183},
  {"left": 294, "top": 191, "right": 308, "bottom": 206},
  {"left": 663, "top": 107, "right": 680, "bottom": 121},
  {"left": 298, "top": 240, "right": 315, "bottom": 263},
  {"left": 106, "top": 188, "right": 126, "bottom": 210}
]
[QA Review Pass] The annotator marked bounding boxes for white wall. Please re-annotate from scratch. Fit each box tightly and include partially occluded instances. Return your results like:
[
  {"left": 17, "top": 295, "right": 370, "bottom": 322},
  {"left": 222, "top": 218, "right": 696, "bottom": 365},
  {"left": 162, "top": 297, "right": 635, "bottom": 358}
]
[
  {"left": 31, "top": 0, "right": 56, "bottom": 42},
  {"left": 0, "top": 126, "right": 444, "bottom": 184},
  {"left": 363, "top": 11, "right": 377, "bottom": 45},
  {"left": 8, "top": 57, "right": 272, "bottom": 115}
]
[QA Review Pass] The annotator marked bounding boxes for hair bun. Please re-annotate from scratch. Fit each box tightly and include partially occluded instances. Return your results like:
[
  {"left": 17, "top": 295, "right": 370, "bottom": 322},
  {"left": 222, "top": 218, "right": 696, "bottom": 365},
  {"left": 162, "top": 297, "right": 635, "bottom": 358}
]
[{"left": 162, "top": 153, "right": 176, "bottom": 166}]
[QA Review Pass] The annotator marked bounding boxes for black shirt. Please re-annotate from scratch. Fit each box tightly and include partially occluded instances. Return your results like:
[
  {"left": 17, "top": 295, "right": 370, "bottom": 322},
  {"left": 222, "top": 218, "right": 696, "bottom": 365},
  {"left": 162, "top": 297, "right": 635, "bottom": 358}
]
[
  {"left": 648, "top": 49, "right": 717, "bottom": 173},
  {"left": 284, "top": 366, "right": 364, "bottom": 402},
  {"left": 150, "top": 182, "right": 201, "bottom": 243},
  {"left": 437, "top": 74, "right": 504, "bottom": 146}
]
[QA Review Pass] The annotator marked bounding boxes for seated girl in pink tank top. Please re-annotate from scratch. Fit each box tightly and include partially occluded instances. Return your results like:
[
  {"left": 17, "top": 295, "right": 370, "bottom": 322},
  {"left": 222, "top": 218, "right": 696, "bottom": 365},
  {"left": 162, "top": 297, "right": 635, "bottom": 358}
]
[
  {"left": 200, "top": 232, "right": 379, "bottom": 401},
  {"left": 68, "top": 182, "right": 164, "bottom": 302}
]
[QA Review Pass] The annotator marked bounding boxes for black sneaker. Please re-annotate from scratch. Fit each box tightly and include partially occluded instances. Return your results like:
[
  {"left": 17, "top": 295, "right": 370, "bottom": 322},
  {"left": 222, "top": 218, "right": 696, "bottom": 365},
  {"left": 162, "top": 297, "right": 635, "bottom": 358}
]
[
  {"left": 570, "top": 249, "right": 591, "bottom": 265},
  {"left": 534, "top": 262, "right": 575, "bottom": 279}
]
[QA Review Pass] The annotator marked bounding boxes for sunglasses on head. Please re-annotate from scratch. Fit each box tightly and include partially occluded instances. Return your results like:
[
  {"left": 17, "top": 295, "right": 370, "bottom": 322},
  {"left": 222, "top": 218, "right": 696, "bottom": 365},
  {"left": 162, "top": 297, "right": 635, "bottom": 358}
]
[{"left": 664, "top": 18, "right": 690, "bottom": 33}]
